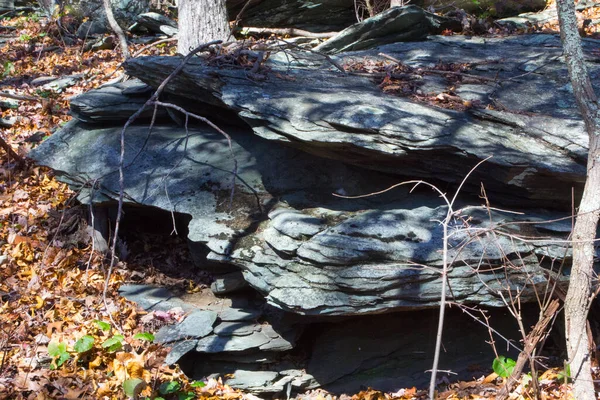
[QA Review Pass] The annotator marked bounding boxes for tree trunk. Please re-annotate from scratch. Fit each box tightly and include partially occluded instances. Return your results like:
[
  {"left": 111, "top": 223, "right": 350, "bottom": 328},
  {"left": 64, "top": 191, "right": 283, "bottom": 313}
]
[
  {"left": 178, "top": 0, "right": 231, "bottom": 56},
  {"left": 557, "top": 0, "right": 600, "bottom": 398}
]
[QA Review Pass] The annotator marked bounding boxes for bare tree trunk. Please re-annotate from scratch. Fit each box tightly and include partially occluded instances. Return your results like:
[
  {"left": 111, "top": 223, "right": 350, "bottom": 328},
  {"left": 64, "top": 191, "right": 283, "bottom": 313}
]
[
  {"left": 103, "top": 0, "right": 130, "bottom": 60},
  {"left": 557, "top": 1, "right": 600, "bottom": 398},
  {"left": 177, "top": 0, "right": 231, "bottom": 56}
]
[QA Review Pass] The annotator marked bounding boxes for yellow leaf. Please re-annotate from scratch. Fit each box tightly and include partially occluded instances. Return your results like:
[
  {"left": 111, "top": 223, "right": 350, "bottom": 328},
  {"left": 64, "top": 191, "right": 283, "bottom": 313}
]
[
  {"left": 88, "top": 355, "right": 103, "bottom": 369},
  {"left": 482, "top": 372, "right": 498, "bottom": 384},
  {"left": 127, "top": 361, "right": 145, "bottom": 379},
  {"left": 113, "top": 358, "right": 127, "bottom": 381},
  {"left": 12, "top": 241, "right": 35, "bottom": 266},
  {"left": 34, "top": 295, "right": 44, "bottom": 309}
]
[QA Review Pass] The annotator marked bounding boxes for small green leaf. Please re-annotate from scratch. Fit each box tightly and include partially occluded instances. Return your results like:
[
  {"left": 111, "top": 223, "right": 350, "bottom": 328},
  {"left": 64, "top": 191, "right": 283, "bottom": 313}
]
[
  {"left": 94, "top": 320, "right": 111, "bottom": 331},
  {"left": 178, "top": 392, "right": 195, "bottom": 400},
  {"left": 48, "top": 340, "right": 66, "bottom": 357},
  {"left": 48, "top": 340, "right": 70, "bottom": 368},
  {"left": 102, "top": 335, "right": 124, "bottom": 352},
  {"left": 2, "top": 61, "right": 14, "bottom": 78},
  {"left": 190, "top": 381, "right": 206, "bottom": 388},
  {"left": 159, "top": 381, "right": 181, "bottom": 394},
  {"left": 123, "top": 378, "right": 146, "bottom": 397},
  {"left": 74, "top": 335, "right": 95, "bottom": 353},
  {"left": 558, "top": 364, "right": 571, "bottom": 381},
  {"left": 493, "top": 356, "right": 516, "bottom": 378},
  {"left": 133, "top": 332, "right": 154, "bottom": 342}
]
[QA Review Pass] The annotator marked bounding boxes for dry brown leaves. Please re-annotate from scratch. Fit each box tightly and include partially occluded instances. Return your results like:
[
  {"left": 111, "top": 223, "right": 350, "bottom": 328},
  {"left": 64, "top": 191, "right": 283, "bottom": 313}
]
[{"left": 0, "top": 13, "right": 227, "bottom": 400}]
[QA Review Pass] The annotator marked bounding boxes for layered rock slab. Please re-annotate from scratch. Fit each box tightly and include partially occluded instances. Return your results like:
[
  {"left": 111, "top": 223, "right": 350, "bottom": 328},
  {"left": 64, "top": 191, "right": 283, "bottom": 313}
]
[
  {"left": 31, "top": 121, "right": 570, "bottom": 316},
  {"left": 123, "top": 34, "right": 595, "bottom": 208},
  {"left": 119, "top": 284, "right": 314, "bottom": 394}
]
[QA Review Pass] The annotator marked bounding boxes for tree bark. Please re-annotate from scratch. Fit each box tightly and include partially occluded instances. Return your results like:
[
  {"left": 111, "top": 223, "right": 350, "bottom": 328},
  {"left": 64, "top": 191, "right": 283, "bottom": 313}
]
[
  {"left": 178, "top": 0, "right": 231, "bottom": 56},
  {"left": 557, "top": 1, "right": 600, "bottom": 398}
]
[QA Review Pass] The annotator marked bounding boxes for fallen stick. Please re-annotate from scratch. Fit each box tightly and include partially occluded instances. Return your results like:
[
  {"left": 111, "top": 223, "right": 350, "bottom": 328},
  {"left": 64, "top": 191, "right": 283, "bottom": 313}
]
[
  {"left": 238, "top": 27, "right": 337, "bottom": 39},
  {"left": 132, "top": 37, "right": 177, "bottom": 58},
  {"left": 0, "top": 92, "right": 40, "bottom": 102},
  {"left": 0, "top": 135, "right": 24, "bottom": 167}
]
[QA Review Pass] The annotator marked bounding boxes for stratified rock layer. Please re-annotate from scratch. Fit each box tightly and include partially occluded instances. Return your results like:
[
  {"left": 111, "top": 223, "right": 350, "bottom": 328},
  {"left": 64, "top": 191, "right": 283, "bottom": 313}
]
[
  {"left": 31, "top": 120, "right": 570, "bottom": 316},
  {"left": 123, "top": 35, "right": 595, "bottom": 208}
]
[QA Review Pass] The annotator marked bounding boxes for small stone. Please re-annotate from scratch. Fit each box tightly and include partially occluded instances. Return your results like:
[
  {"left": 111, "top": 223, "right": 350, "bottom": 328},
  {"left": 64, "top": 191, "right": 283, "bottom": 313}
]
[
  {"left": 213, "top": 321, "right": 259, "bottom": 336},
  {"left": 218, "top": 307, "right": 262, "bottom": 322},
  {"left": 164, "top": 340, "right": 198, "bottom": 365},
  {"left": 211, "top": 272, "right": 249, "bottom": 294},
  {"left": 41, "top": 74, "right": 83, "bottom": 93},
  {"left": 154, "top": 310, "right": 217, "bottom": 344},
  {"left": 196, "top": 331, "right": 270, "bottom": 353},
  {"left": 225, "top": 370, "right": 280, "bottom": 393},
  {"left": 31, "top": 76, "right": 58, "bottom": 86}
]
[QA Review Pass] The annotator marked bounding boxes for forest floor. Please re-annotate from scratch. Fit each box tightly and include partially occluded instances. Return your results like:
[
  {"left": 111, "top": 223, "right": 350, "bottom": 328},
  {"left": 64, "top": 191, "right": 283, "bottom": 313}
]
[{"left": 1, "top": 2, "right": 599, "bottom": 399}]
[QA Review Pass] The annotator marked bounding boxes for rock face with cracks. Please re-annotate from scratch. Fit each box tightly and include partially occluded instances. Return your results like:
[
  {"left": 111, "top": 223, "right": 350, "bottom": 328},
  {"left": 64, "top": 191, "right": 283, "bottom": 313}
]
[
  {"left": 122, "top": 34, "right": 596, "bottom": 208},
  {"left": 31, "top": 118, "right": 571, "bottom": 316},
  {"left": 30, "top": 29, "right": 595, "bottom": 394}
]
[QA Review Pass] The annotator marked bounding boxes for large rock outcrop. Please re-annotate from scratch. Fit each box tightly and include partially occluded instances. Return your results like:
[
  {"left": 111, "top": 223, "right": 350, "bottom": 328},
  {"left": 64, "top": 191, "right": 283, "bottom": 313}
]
[
  {"left": 30, "top": 117, "right": 571, "bottom": 316},
  {"left": 123, "top": 34, "right": 594, "bottom": 208},
  {"left": 30, "top": 30, "right": 597, "bottom": 394},
  {"left": 225, "top": 0, "right": 546, "bottom": 32}
]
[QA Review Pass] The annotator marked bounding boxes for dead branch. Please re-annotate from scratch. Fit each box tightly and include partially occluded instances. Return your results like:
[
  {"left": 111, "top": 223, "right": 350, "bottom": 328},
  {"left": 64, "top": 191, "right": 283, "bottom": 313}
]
[
  {"left": 0, "top": 134, "right": 24, "bottom": 167},
  {"left": 424, "top": 69, "right": 501, "bottom": 83},
  {"left": 132, "top": 37, "right": 177, "bottom": 58},
  {"left": 0, "top": 92, "right": 40, "bottom": 102},
  {"left": 277, "top": 38, "right": 346, "bottom": 74},
  {"left": 496, "top": 299, "right": 560, "bottom": 400},
  {"left": 102, "top": 40, "right": 227, "bottom": 320},
  {"left": 232, "top": 0, "right": 254, "bottom": 30},
  {"left": 102, "top": 0, "right": 130, "bottom": 59},
  {"left": 379, "top": 52, "right": 501, "bottom": 83},
  {"left": 238, "top": 27, "right": 338, "bottom": 39}
]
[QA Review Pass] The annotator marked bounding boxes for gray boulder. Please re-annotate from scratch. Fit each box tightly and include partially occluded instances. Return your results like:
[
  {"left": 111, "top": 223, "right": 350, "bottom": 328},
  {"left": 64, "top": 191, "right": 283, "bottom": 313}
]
[
  {"left": 69, "top": 79, "right": 162, "bottom": 123},
  {"left": 30, "top": 120, "right": 571, "bottom": 316},
  {"left": 154, "top": 310, "right": 217, "bottom": 344},
  {"left": 123, "top": 34, "right": 593, "bottom": 208},
  {"left": 0, "top": 0, "right": 13, "bottom": 12},
  {"left": 226, "top": 0, "right": 355, "bottom": 33},
  {"left": 224, "top": 0, "right": 545, "bottom": 33},
  {"left": 76, "top": 0, "right": 150, "bottom": 33},
  {"left": 133, "top": 12, "right": 178, "bottom": 36},
  {"left": 314, "top": 5, "right": 461, "bottom": 54}
]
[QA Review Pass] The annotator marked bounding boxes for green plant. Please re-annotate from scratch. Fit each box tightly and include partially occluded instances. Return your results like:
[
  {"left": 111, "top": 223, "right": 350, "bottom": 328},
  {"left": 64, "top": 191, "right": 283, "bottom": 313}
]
[
  {"left": 48, "top": 321, "right": 133, "bottom": 369},
  {"left": 18, "top": 33, "right": 32, "bottom": 42},
  {"left": 35, "top": 89, "right": 53, "bottom": 98},
  {"left": 2, "top": 61, "right": 15, "bottom": 78},
  {"left": 94, "top": 319, "right": 111, "bottom": 331},
  {"left": 558, "top": 364, "right": 571, "bottom": 383},
  {"left": 26, "top": 12, "right": 42, "bottom": 23},
  {"left": 48, "top": 340, "right": 70, "bottom": 369},
  {"left": 492, "top": 356, "right": 516, "bottom": 378},
  {"left": 133, "top": 332, "right": 154, "bottom": 342},
  {"left": 73, "top": 335, "right": 95, "bottom": 353},
  {"left": 101, "top": 334, "right": 124, "bottom": 352},
  {"left": 123, "top": 378, "right": 147, "bottom": 398}
]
